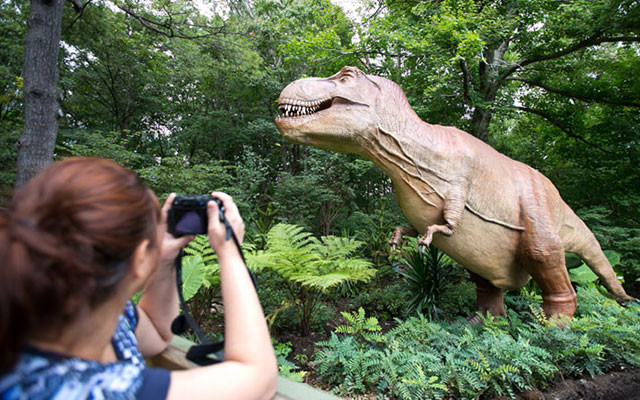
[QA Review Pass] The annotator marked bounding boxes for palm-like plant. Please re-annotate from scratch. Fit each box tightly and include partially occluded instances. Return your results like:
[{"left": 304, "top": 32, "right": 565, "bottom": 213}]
[
  {"left": 400, "top": 244, "right": 453, "bottom": 320},
  {"left": 247, "top": 224, "right": 375, "bottom": 335}
]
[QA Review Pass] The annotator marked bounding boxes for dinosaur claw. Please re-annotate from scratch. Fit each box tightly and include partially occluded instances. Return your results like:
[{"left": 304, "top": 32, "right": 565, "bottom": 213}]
[{"left": 417, "top": 233, "right": 433, "bottom": 248}]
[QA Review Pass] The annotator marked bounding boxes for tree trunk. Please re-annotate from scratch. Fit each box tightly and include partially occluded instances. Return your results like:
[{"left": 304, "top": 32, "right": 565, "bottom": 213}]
[
  {"left": 16, "top": 0, "right": 65, "bottom": 187},
  {"left": 470, "top": 107, "right": 493, "bottom": 142}
]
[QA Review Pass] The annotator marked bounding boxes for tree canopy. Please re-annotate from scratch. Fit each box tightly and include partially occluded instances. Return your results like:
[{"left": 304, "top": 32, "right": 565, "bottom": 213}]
[{"left": 1, "top": 0, "right": 638, "bottom": 275}]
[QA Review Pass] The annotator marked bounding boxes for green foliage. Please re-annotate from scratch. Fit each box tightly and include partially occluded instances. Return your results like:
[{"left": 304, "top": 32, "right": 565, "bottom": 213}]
[
  {"left": 0, "top": 129, "right": 18, "bottom": 204},
  {"left": 180, "top": 255, "right": 206, "bottom": 301},
  {"left": 346, "top": 196, "right": 404, "bottom": 269},
  {"left": 137, "top": 159, "right": 238, "bottom": 202},
  {"left": 0, "top": 0, "right": 25, "bottom": 201},
  {"left": 350, "top": 281, "right": 411, "bottom": 321},
  {"left": 273, "top": 340, "right": 306, "bottom": 382},
  {"left": 400, "top": 243, "right": 456, "bottom": 319},
  {"left": 576, "top": 206, "right": 640, "bottom": 285},
  {"left": 315, "top": 287, "right": 640, "bottom": 399},
  {"left": 247, "top": 223, "right": 375, "bottom": 334},
  {"left": 180, "top": 235, "right": 224, "bottom": 323},
  {"left": 56, "top": 129, "right": 151, "bottom": 169},
  {"left": 569, "top": 249, "right": 622, "bottom": 287},
  {"left": 335, "top": 307, "right": 384, "bottom": 343}
]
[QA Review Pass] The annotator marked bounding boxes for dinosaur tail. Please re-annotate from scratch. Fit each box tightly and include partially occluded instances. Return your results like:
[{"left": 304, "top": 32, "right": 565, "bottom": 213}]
[{"left": 569, "top": 218, "right": 632, "bottom": 303}]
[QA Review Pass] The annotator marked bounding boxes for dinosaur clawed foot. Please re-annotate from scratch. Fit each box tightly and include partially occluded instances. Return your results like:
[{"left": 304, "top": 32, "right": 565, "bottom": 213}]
[
  {"left": 418, "top": 224, "right": 453, "bottom": 248},
  {"left": 388, "top": 227, "right": 418, "bottom": 250},
  {"left": 388, "top": 231, "right": 403, "bottom": 251},
  {"left": 417, "top": 231, "right": 434, "bottom": 248}
]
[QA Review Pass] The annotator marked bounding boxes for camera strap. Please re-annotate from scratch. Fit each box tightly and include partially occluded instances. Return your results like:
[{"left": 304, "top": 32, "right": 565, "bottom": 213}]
[{"left": 170, "top": 213, "right": 257, "bottom": 366}]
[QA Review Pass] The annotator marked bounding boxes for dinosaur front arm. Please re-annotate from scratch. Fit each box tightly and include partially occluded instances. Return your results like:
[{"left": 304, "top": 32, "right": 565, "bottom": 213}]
[{"left": 418, "top": 179, "right": 467, "bottom": 247}]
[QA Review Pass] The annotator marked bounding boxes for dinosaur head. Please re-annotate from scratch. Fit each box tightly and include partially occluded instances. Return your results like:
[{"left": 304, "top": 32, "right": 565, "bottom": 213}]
[{"left": 275, "top": 66, "right": 386, "bottom": 154}]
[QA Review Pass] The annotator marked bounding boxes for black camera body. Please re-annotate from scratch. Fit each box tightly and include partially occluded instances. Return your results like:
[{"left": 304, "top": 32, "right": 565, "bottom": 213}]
[{"left": 168, "top": 194, "right": 222, "bottom": 236}]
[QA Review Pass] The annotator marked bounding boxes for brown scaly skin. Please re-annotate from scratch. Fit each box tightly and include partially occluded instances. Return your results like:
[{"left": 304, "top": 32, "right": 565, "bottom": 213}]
[{"left": 274, "top": 66, "right": 634, "bottom": 319}]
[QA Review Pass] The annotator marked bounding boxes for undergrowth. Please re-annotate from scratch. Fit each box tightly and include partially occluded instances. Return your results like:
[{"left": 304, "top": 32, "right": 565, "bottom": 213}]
[{"left": 313, "top": 287, "right": 640, "bottom": 399}]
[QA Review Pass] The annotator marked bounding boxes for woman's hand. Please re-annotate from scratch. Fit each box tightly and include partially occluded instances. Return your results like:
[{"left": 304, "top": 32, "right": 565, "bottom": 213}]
[
  {"left": 207, "top": 192, "right": 244, "bottom": 253},
  {"left": 158, "top": 193, "right": 194, "bottom": 268}
]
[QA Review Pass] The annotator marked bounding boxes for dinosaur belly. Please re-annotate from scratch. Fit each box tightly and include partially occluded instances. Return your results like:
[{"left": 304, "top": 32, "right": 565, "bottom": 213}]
[
  {"left": 433, "top": 213, "right": 531, "bottom": 290},
  {"left": 395, "top": 183, "right": 530, "bottom": 290}
]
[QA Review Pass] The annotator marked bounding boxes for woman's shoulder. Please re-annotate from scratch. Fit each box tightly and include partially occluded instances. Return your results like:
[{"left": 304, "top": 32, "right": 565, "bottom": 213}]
[
  {"left": 0, "top": 302, "right": 170, "bottom": 400},
  {"left": 0, "top": 347, "right": 170, "bottom": 400},
  {"left": 0, "top": 347, "right": 140, "bottom": 399}
]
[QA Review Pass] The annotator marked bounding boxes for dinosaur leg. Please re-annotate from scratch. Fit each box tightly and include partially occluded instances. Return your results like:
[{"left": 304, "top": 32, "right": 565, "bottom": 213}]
[
  {"left": 389, "top": 226, "right": 418, "bottom": 249},
  {"left": 518, "top": 227, "right": 577, "bottom": 318},
  {"left": 419, "top": 181, "right": 467, "bottom": 246},
  {"left": 469, "top": 271, "right": 506, "bottom": 318}
]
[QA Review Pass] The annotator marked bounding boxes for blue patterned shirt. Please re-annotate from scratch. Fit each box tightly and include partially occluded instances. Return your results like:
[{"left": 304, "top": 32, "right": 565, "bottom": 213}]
[{"left": 0, "top": 301, "right": 170, "bottom": 400}]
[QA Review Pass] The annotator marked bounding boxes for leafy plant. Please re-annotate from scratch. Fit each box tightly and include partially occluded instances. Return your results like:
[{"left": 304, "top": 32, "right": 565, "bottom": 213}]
[
  {"left": 314, "top": 286, "right": 640, "bottom": 399},
  {"left": 180, "top": 235, "right": 225, "bottom": 323},
  {"left": 568, "top": 249, "right": 622, "bottom": 287},
  {"left": 356, "top": 197, "right": 398, "bottom": 269},
  {"left": 400, "top": 243, "right": 455, "bottom": 319},
  {"left": 335, "top": 307, "right": 384, "bottom": 344},
  {"left": 273, "top": 341, "right": 306, "bottom": 383},
  {"left": 350, "top": 281, "right": 410, "bottom": 320},
  {"left": 247, "top": 224, "right": 375, "bottom": 335},
  {"left": 180, "top": 255, "right": 207, "bottom": 301}
]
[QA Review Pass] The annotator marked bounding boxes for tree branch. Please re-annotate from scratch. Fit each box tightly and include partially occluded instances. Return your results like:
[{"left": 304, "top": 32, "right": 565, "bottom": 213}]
[
  {"left": 113, "top": 3, "right": 227, "bottom": 39},
  {"left": 65, "top": 0, "right": 84, "bottom": 12},
  {"left": 363, "top": 1, "right": 386, "bottom": 24},
  {"left": 513, "top": 105, "right": 611, "bottom": 153},
  {"left": 500, "top": 35, "right": 640, "bottom": 81},
  {"left": 64, "top": 0, "right": 92, "bottom": 32},
  {"left": 509, "top": 77, "right": 640, "bottom": 108}
]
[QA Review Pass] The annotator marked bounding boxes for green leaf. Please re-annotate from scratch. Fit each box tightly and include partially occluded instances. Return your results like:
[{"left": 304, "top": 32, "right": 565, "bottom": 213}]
[
  {"left": 565, "top": 253, "right": 583, "bottom": 269},
  {"left": 569, "top": 265, "right": 599, "bottom": 286},
  {"left": 603, "top": 250, "right": 621, "bottom": 267},
  {"left": 181, "top": 255, "right": 205, "bottom": 301}
]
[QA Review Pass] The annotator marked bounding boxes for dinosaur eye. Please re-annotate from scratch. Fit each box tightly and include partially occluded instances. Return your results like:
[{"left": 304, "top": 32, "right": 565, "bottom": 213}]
[{"left": 341, "top": 76, "right": 350, "bottom": 83}]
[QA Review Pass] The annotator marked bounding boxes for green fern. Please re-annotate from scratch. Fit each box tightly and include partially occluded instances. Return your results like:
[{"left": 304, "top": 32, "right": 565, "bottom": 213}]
[
  {"left": 246, "top": 224, "right": 375, "bottom": 335},
  {"left": 335, "top": 307, "right": 384, "bottom": 343},
  {"left": 312, "top": 285, "right": 640, "bottom": 399}
]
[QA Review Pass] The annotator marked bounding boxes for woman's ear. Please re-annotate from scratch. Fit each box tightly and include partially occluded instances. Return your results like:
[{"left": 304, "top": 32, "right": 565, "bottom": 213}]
[{"left": 130, "top": 239, "right": 154, "bottom": 280}]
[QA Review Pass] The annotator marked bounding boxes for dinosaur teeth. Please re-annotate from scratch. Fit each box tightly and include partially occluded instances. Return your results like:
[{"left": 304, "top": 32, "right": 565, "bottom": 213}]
[{"left": 277, "top": 98, "right": 331, "bottom": 118}]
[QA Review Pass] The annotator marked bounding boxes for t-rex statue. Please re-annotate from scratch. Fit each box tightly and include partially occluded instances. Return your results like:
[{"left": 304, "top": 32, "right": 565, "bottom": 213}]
[{"left": 274, "top": 66, "right": 633, "bottom": 319}]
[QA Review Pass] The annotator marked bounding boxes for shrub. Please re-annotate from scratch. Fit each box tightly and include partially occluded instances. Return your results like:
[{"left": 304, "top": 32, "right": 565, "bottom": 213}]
[
  {"left": 350, "top": 281, "right": 410, "bottom": 321},
  {"left": 314, "top": 288, "right": 640, "bottom": 399}
]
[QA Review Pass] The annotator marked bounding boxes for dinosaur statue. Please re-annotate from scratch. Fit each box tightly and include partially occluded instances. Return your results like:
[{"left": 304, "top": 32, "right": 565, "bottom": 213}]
[{"left": 274, "top": 66, "right": 633, "bottom": 319}]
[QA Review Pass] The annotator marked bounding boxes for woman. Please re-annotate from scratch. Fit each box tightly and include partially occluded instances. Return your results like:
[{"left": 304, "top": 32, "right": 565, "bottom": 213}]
[{"left": 0, "top": 158, "right": 277, "bottom": 399}]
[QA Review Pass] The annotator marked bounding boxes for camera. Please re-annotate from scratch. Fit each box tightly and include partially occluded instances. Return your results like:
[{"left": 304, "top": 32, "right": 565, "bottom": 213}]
[{"left": 168, "top": 194, "right": 222, "bottom": 236}]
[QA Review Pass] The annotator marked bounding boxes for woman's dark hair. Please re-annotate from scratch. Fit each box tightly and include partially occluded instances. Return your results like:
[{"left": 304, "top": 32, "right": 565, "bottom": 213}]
[{"left": 0, "top": 158, "right": 160, "bottom": 371}]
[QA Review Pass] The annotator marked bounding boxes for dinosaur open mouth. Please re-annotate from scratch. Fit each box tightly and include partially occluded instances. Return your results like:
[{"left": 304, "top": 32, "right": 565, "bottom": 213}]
[
  {"left": 276, "top": 96, "right": 366, "bottom": 120},
  {"left": 276, "top": 97, "right": 333, "bottom": 119}
]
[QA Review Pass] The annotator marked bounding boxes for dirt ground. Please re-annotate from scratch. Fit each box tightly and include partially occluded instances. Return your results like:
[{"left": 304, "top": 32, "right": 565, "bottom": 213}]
[{"left": 514, "top": 368, "right": 640, "bottom": 400}]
